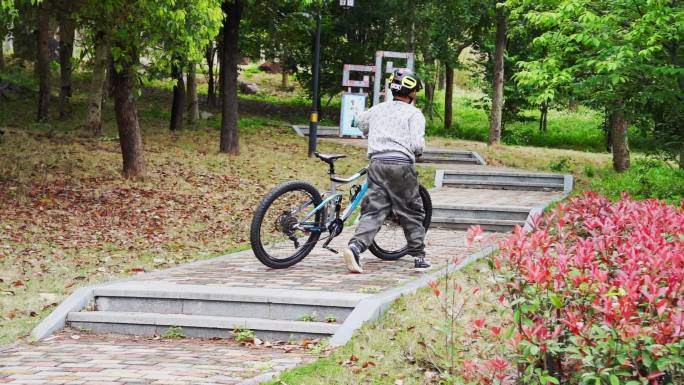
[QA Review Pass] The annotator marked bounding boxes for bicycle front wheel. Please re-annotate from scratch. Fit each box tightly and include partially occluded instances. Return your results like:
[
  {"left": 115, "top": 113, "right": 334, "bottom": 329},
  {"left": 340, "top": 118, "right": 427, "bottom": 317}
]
[
  {"left": 368, "top": 185, "right": 432, "bottom": 261},
  {"left": 250, "top": 181, "right": 323, "bottom": 269}
]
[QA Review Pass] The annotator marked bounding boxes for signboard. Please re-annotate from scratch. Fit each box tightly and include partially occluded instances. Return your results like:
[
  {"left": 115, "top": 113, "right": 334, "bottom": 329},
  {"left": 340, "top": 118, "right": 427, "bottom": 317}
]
[{"left": 339, "top": 93, "right": 366, "bottom": 137}]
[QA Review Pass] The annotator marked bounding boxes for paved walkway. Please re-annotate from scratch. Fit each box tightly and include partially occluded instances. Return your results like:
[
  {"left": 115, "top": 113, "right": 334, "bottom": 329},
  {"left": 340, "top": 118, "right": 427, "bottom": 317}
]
[
  {"left": 1, "top": 228, "right": 480, "bottom": 385},
  {"left": 0, "top": 139, "right": 561, "bottom": 385},
  {"left": 0, "top": 333, "right": 310, "bottom": 385}
]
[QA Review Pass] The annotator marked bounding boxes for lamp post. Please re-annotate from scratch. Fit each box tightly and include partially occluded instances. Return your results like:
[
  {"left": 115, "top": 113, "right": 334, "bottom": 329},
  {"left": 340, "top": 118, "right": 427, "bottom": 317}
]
[{"left": 308, "top": 0, "right": 354, "bottom": 157}]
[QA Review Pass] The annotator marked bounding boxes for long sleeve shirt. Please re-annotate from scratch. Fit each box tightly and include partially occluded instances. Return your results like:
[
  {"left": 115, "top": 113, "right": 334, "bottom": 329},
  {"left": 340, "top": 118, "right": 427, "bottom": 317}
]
[{"left": 356, "top": 100, "right": 426, "bottom": 163}]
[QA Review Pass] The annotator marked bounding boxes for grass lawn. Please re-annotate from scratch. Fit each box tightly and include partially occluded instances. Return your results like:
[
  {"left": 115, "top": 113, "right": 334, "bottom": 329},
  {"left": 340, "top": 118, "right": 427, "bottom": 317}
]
[
  {"left": 265, "top": 260, "right": 513, "bottom": 385},
  {"left": 422, "top": 90, "right": 654, "bottom": 153}
]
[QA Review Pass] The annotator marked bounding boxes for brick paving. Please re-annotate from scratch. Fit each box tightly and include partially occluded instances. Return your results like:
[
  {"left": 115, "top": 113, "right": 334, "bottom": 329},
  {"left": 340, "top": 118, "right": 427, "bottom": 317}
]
[
  {"left": 430, "top": 187, "right": 563, "bottom": 208},
  {"left": 132, "top": 227, "right": 475, "bottom": 293},
  {"left": 0, "top": 334, "right": 310, "bottom": 385}
]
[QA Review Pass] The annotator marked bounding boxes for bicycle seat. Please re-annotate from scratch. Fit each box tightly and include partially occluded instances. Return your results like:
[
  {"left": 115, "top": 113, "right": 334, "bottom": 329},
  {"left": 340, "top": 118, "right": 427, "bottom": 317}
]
[{"left": 314, "top": 152, "right": 346, "bottom": 164}]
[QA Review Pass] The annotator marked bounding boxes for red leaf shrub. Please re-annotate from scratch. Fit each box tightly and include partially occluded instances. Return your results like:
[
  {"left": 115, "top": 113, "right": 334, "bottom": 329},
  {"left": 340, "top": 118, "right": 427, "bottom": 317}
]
[{"left": 495, "top": 192, "right": 684, "bottom": 384}]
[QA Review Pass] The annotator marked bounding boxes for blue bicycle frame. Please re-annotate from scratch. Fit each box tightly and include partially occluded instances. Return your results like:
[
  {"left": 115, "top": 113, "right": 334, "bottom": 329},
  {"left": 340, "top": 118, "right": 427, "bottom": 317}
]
[{"left": 299, "top": 166, "right": 369, "bottom": 232}]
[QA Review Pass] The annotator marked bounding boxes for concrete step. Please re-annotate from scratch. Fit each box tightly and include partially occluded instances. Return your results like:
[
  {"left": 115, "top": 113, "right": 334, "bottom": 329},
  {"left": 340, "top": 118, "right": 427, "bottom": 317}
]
[
  {"left": 67, "top": 311, "right": 338, "bottom": 341},
  {"left": 431, "top": 216, "right": 523, "bottom": 232},
  {"left": 291, "top": 125, "right": 340, "bottom": 137},
  {"left": 418, "top": 149, "right": 486, "bottom": 165},
  {"left": 418, "top": 156, "right": 480, "bottom": 165},
  {"left": 439, "top": 170, "right": 570, "bottom": 192},
  {"left": 432, "top": 204, "right": 530, "bottom": 221},
  {"left": 92, "top": 283, "right": 364, "bottom": 323}
]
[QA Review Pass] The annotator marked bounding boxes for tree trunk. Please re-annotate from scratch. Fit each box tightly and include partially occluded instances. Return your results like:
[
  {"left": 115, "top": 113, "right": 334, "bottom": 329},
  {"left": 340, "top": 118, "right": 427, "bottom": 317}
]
[
  {"left": 111, "top": 50, "right": 145, "bottom": 178},
  {"left": 219, "top": 0, "right": 243, "bottom": 155},
  {"left": 0, "top": 36, "right": 5, "bottom": 71},
  {"left": 539, "top": 101, "right": 548, "bottom": 132},
  {"left": 218, "top": 39, "right": 224, "bottom": 109},
  {"left": 444, "top": 62, "right": 454, "bottom": 132},
  {"left": 488, "top": 5, "right": 507, "bottom": 146},
  {"left": 425, "top": 82, "right": 435, "bottom": 120},
  {"left": 58, "top": 14, "right": 75, "bottom": 119},
  {"left": 206, "top": 43, "right": 217, "bottom": 108},
  {"left": 437, "top": 61, "right": 445, "bottom": 91},
  {"left": 281, "top": 69, "right": 289, "bottom": 89},
  {"left": 610, "top": 110, "right": 630, "bottom": 172},
  {"left": 170, "top": 63, "right": 186, "bottom": 131},
  {"left": 186, "top": 62, "right": 199, "bottom": 124},
  {"left": 85, "top": 33, "right": 109, "bottom": 135},
  {"left": 36, "top": 4, "right": 51, "bottom": 122}
]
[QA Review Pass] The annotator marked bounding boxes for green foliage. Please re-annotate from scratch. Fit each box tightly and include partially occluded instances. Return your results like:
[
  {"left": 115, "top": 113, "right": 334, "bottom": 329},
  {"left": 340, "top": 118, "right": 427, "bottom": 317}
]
[
  {"left": 589, "top": 159, "right": 684, "bottom": 205},
  {"left": 324, "top": 315, "right": 337, "bottom": 323},
  {"left": 298, "top": 312, "right": 317, "bottom": 322},
  {"left": 508, "top": 0, "right": 684, "bottom": 163},
  {"left": 161, "top": 326, "right": 186, "bottom": 339},
  {"left": 79, "top": 0, "right": 222, "bottom": 71},
  {"left": 232, "top": 326, "right": 255, "bottom": 343}
]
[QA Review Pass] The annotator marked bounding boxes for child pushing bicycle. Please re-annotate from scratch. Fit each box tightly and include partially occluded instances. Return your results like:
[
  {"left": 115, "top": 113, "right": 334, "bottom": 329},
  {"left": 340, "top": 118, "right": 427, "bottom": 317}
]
[{"left": 343, "top": 68, "right": 430, "bottom": 274}]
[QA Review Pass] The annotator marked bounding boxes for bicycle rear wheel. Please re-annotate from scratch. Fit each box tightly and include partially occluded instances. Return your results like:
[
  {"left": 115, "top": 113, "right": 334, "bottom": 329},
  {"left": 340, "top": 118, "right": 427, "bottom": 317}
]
[
  {"left": 368, "top": 185, "right": 432, "bottom": 261},
  {"left": 250, "top": 181, "right": 323, "bottom": 269}
]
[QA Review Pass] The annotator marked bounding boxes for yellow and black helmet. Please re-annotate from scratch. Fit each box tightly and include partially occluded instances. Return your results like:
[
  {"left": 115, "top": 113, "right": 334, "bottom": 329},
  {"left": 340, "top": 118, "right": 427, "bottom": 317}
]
[{"left": 388, "top": 68, "right": 423, "bottom": 97}]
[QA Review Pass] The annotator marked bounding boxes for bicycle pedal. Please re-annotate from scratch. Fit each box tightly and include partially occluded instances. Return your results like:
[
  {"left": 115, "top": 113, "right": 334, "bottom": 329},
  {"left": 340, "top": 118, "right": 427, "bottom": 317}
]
[{"left": 324, "top": 246, "right": 339, "bottom": 254}]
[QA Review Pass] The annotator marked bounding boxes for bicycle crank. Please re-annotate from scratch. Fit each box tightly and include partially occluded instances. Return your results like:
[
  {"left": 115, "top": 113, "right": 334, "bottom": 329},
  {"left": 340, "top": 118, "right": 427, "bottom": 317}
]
[{"left": 321, "top": 218, "right": 344, "bottom": 253}]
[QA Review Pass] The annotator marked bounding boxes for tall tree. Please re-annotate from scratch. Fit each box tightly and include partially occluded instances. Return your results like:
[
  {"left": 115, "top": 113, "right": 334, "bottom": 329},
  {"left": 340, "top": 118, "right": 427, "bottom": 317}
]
[
  {"left": 186, "top": 61, "right": 199, "bottom": 124},
  {"left": 414, "top": 0, "right": 491, "bottom": 134},
  {"left": 0, "top": 6, "right": 17, "bottom": 71},
  {"left": 84, "top": 31, "right": 108, "bottom": 135},
  {"left": 219, "top": 0, "right": 243, "bottom": 155},
  {"left": 161, "top": 0, "right": 222, "bottom": 131},
  {"left": 169, "top": 61, "right": 186, "bottom": 131},
  {"left": 444, "top": 63, "right": 454, "bottom": 130},
  {"left": 35, "top": 0, "right": 50, "bottom": 121},
  {"left": 79, "top": 0, "right": 222, "bottom": 177},
  {"left": 205, "top": 42, "right": 218, "bottom": 108},
  {"left": 57, "top": 4, "right": 75, "bottom": 118},
  {"left": 510, "top": 0, "right": 684, "bottom": 171},
  {"left": 488, "top": 2, "right": 506, "bottom": 145}
]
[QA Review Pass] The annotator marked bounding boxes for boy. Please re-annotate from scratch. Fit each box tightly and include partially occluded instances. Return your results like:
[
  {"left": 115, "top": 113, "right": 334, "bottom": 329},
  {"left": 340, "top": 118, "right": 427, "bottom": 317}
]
[{"left": 343, "top": 68, "right": 429, "bottom": 273}]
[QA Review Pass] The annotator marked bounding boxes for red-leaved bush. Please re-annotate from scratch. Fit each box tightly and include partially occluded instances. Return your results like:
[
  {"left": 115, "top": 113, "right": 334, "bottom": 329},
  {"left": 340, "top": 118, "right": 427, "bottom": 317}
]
[{"left": 494, "top": 192, "right": 684, "bottom": 385}]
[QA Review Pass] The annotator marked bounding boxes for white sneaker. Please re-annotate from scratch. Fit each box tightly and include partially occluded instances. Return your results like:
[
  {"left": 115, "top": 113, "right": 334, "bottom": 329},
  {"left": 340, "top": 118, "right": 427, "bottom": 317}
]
[{"left": 343, "top": 245, "right": 363, "bottom": 273}]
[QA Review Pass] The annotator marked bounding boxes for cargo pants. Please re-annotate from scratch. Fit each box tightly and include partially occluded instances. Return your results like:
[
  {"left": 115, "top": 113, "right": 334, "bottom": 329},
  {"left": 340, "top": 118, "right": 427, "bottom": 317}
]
[{"left": 349, "top": 160, "right": 426, "bottom": 258}]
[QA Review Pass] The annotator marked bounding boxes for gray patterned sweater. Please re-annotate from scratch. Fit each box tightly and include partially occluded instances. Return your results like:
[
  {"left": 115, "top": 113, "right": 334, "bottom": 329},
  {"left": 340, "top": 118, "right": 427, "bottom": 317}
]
[{"left": 356, "top": 100, "right": 426, "bottom": 163}]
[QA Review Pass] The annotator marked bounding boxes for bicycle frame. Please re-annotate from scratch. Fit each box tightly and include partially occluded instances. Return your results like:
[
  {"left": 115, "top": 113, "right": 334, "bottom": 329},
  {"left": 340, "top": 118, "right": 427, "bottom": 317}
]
[{"left": 300, "top": 166, "right": 368, "bottom": 232}]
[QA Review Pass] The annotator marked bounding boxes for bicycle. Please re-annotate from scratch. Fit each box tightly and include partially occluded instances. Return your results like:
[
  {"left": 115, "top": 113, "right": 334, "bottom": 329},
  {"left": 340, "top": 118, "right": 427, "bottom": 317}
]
[{"left": 249, "top": 152, "right": 432, "bottom": 269}]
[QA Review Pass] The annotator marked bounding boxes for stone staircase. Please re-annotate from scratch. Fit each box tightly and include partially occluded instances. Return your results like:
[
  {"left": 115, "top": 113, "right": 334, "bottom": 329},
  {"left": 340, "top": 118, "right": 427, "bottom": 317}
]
[
  {"left": 291, "top": 125, "right": 340, "bottom": 137},
  {"left": 429, "top": 165, "right": 572, "bottom": 232},
  {"left": 437, "top": 170, "right": 571, "bottom": 192},
  {"left": 66, "top": 282, "right": 367, "bottom": 341},
  {"left": 417, "top": 149, "right": 485, "bottom": 165},
  {"left": 431, "top": 204, "right": 531, "bottom": 232},
  {"left": 47, "top": 146, "right": 573, "bottom": 343}
]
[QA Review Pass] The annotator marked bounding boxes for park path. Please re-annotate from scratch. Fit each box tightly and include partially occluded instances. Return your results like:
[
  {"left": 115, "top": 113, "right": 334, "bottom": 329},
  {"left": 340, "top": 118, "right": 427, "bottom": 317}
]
[{"left": 0, "top": 140, "right": 567, "bottom": 385}]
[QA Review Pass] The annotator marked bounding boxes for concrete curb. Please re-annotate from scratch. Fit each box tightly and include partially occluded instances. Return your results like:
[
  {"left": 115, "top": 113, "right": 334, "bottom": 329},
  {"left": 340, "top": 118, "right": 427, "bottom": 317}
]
[
  {"left": 236, "top": 360, "right": 305, "bottom": 385},
  {"left": 524, "top": 193, "right": 567, "bottom": 233},
  {"left": 471, "top": 151, "right": 487, "bottom": 166},
  {"left": 32, "top": 287, "right": 95, "bottom": 341},
  {"left": 434, "top": 170, "right": 445, "bottom": 188},
  {"left": 290, "top": 124, "right": 305, "bottom": 137},
  {"left": 329, "top": 243, "right": 498, "bottom": 347},
  {"left": 563, "top": 174, "right": 574, "bottom": 194}
]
